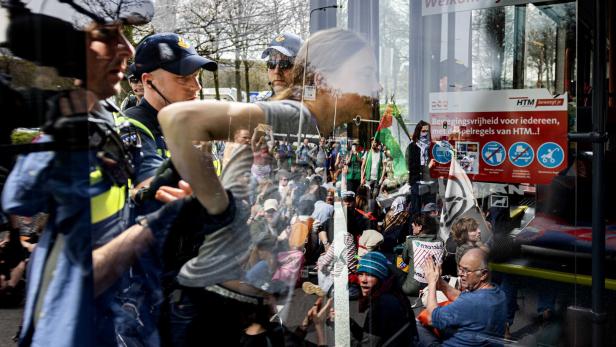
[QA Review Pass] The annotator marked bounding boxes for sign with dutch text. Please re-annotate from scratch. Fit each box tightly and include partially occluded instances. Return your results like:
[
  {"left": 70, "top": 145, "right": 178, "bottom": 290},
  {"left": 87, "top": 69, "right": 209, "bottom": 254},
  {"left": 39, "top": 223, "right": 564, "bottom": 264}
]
[{"left": 429, "top": 89, "right": 568, "bottom": 184}]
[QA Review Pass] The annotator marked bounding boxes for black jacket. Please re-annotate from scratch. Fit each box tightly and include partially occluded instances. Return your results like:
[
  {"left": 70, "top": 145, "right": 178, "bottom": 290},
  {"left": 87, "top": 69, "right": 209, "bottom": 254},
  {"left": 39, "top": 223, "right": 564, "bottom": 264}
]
[
  {"left": 350, "top": 280, "right": 417, "bottom": 347},
  {"left": 405, "top": 142, "right": 422, "bottom": 185}
]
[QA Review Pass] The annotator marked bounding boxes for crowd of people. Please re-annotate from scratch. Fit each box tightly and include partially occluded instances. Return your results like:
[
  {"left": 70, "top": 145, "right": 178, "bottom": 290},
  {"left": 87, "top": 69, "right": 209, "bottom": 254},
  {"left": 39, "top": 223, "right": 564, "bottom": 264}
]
[{"left": 0, "top": 2, "right": 519, "bottom": 347}]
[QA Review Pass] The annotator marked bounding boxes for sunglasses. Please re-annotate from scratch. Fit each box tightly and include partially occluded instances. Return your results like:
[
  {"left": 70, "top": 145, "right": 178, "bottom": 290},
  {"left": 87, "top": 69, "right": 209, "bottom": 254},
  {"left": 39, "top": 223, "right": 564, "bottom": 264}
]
[
  {"left": 267, "top": 60, "right": 293, "bottom": 70},
  {"left": 128, "top": 76, "right": 141, "bottom": 84}
]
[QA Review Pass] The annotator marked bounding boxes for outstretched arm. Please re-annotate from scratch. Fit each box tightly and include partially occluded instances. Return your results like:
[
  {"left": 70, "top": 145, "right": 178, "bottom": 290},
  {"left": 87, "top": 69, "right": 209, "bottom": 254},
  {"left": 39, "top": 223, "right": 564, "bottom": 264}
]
[
  {"left": 159, "top": 100, "right": 265, "bottom": 215},
  {"left": 251, "top": 129, "right": 260, "bottom": 152},
  {"left": 93, "top": 224, "right": 153, "bottom": 296}
]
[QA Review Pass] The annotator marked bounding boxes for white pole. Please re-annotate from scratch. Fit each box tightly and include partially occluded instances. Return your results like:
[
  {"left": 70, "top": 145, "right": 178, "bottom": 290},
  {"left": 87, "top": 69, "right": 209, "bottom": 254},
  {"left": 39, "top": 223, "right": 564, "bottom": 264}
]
[{"left": 332, "top": 201, "right": 350, "bottom": 347}]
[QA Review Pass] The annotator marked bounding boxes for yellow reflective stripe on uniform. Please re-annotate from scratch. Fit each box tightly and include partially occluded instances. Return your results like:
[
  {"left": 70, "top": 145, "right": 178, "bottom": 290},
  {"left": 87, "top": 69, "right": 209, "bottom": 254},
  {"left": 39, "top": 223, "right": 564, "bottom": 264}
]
[
  {"left": 91, "top": 167, "right": 127, "bottom": 224},
  {"left": 156, "top": 149, "right": 171, "bottom": 158},
  {"left": 116, "top": 116, "right": 155, "bottom": 141},
  {"left": 213, "top": 159, "right": 222, "bottom": 176},
  {"left": 90, "top": 169, "right": 103, "bottom": 185},
  {"left": 91, "top": 185, "right": 126, "bottom": 224}
]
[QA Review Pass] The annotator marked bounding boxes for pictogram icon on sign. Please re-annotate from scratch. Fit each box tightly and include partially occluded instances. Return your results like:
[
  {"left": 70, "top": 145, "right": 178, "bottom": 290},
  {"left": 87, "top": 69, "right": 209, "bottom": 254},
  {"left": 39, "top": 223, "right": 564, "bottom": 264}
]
[{"left": 508, "top": 142, "right": 534, "bottom": 167}]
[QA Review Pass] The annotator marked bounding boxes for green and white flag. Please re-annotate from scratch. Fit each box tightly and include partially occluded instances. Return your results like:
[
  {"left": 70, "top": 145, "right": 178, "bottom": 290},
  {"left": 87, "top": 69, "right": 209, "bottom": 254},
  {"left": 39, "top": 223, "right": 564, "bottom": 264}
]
[{"left": 375, "top": 103, "right": 411, "bottom": 182}]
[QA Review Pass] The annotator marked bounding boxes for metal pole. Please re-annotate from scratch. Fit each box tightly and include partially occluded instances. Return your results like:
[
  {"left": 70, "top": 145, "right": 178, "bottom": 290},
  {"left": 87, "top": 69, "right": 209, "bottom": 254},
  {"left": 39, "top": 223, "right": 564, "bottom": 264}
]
[
  {"left": 297, "top": 4, "right": 339, "bottom": 147},
  {"left": 591, "top": 0, "right": 607, "bottom": 345}
]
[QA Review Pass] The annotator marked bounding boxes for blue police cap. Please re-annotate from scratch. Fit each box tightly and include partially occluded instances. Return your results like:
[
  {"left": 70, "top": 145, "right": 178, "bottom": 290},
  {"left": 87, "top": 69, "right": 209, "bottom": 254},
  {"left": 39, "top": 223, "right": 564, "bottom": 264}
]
[
  {"left": 135, "top": 33, "right": 217, "bottom": 76},
  {"left": 261, "top": 33, "right": 303, "bottom": 59}
]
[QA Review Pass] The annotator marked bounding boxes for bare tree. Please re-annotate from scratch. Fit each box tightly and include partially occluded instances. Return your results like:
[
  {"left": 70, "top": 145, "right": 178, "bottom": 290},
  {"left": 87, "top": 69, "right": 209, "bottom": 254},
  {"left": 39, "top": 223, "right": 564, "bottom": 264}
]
[{"left": 173, "top": 0, "right": 308, "bottom": 100}]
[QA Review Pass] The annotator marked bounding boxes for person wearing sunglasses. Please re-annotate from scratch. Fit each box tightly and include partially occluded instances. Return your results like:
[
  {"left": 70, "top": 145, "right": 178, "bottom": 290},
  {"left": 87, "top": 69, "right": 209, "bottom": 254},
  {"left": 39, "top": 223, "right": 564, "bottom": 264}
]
[
  {"left": 259, "top": 33, "right": 303, "bottom": 100},
  {"left": 120, "top": 63, "right": 144, "bottom": 111},
  {"left": 152, "top": 28, "right": 380, "bottom": 344},
  {"left": 420, "top": 247, "right": 507, "bottom": 346}
]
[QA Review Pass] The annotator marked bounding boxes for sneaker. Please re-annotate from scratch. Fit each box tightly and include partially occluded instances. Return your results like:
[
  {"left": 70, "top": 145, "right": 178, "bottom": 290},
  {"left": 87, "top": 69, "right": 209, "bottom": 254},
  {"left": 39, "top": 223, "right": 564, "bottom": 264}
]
[{"left": 302, "top": 281, "right": 325, "bottom": 297}]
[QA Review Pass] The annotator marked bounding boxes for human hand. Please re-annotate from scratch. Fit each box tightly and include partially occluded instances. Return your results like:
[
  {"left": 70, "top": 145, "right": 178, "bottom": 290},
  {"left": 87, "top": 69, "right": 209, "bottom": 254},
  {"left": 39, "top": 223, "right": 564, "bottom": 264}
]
[
  {"left": 428, "top": 158, "right": 436, "bottom": 169},
  {"left": 155, "top": 180, "right": 193, "bottom": 203},
  {"left": 424, "top": 256, "right": 441, "bottom": 285}
]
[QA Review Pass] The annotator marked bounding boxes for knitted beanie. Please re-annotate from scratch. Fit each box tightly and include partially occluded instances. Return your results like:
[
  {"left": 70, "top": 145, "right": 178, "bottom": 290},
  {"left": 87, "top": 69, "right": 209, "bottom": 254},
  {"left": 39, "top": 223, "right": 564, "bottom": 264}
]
[{"left": 357, "top": 251, "right": 389, "bottom": 280}]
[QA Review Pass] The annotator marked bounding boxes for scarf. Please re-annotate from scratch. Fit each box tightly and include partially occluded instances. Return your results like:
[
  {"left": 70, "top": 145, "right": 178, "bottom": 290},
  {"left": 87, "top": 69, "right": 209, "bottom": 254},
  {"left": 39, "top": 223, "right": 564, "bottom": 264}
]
[
  {"left": 391, "top": 196, "right": 406, "bottom": 215},
  {"left": 418, "top": 135, "right": 430, "bottom": 166}
]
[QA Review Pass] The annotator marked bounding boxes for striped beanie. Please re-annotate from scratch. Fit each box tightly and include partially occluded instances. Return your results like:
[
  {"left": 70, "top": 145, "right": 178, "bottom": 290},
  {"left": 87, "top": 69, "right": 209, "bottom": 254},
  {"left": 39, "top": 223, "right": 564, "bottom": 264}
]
[{"left": 357, "top": 251, "right": 389, "bottom": 280}]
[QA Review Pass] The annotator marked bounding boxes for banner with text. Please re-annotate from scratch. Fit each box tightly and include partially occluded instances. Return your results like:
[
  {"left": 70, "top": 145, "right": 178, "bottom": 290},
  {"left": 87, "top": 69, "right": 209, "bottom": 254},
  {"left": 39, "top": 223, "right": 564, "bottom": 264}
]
[
  {"left": 422, "top": 0, "right": 552, "bottom": 16},
  {"left": 429, "top": 89, "right": 568, "bottom": 185},
  {"left": 413, "top": 240, "right": 445, "bottom": 284}
]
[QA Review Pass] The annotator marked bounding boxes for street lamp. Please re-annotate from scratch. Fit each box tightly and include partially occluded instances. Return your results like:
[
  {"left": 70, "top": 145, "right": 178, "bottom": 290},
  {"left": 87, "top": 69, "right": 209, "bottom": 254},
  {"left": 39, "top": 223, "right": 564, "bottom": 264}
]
[{"left": 296, "top": 3, "right": 340, "bottom": 148}]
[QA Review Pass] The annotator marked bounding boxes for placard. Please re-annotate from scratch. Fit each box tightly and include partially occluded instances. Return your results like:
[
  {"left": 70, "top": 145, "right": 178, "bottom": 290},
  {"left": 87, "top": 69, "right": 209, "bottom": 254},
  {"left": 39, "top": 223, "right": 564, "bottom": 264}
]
[{"left": 413, "top": 240, "right": 445, "bottom": 284}]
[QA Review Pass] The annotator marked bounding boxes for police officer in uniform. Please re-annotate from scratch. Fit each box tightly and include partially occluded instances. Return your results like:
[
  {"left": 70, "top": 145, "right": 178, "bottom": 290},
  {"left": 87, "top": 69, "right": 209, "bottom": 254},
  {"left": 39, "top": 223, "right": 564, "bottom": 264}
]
[
  {"left": 257, "top": 33, "right": 302, "bottom": 101},
  {"left": 120, "top": 63, "right": 143, "bottom": 111},
  {"left": 0, "top": 1, "right": 155, "bottom": 345},
  {"left": 119, "top": 33, "right": 217, "bottom": 215}
]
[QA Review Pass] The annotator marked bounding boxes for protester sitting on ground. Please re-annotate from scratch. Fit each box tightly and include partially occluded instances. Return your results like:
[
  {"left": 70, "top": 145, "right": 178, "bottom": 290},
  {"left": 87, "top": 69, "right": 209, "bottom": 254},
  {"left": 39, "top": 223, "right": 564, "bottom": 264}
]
[
  {"left": 420, "top": 248, "right": 507, "bottom": 346},
  {"left": 450, "top": 217, "right": 490, "bottom": 265},
  {"left": 355, "top": 185, "right": 370, "bottom": 212},
  {"left": 381, "top": 196, "right": 411, "bottom": 256},
  {"left": 222, "top": 128, "right": 251, "bottom": 169},
  {"left": 341, "top": 190, "right": 372, "bottom": 241},
  {"left": 244, "top": 233, "right": 278, "bottom": 291},
  {"left": 422, "top": 202, "right": 440, "bottom": 219},
  {"left": 400, "top": 213, "right": 442, "bottom": 296},
  {"left": 303, "top": 224, "right": 358, "bottom": 298},
  {"left": 155, "top": 27, "right": 380, "bottom": 343},
  {"left": 328, "top": 251, "right": 417, "bottom": 346},
  {"left": 358, "top": 229, "right": 384, "bottom": 257},
  {"left": 310, "top": 199, "right": 335, "bottom": 261},
  {"left": 252, "top": 199, "right": 288, "bottom": 239},
  {"left": 251, "top": 132, "right": 275, "bottom": 181}
]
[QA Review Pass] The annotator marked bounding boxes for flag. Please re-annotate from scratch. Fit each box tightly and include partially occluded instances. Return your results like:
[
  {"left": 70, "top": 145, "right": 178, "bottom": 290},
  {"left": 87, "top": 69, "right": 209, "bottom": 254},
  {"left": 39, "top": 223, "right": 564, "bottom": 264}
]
[
  {"left": 375, "top": 104, "right": 411, "bottom": 182},
  {"left": 439, "top": 147, "right": 492, "bottom": 242}
]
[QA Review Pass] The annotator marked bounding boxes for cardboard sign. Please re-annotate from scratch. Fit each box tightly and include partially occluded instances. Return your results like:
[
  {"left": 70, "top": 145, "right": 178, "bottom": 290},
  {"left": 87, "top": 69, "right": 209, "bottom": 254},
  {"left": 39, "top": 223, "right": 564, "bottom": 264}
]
[
  {"left": 413, "top": 240, "right": 445, "bottom": 284},
  {"left": 429, "top": 89, "right": 568, "bottom": 185}
]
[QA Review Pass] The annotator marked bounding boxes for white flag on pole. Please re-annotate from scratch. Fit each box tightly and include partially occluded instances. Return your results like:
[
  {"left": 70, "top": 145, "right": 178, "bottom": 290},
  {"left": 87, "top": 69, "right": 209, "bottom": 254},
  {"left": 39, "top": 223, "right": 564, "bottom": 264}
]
[{"left": 438, "top": 143, "right": 491, "bottom": 242}]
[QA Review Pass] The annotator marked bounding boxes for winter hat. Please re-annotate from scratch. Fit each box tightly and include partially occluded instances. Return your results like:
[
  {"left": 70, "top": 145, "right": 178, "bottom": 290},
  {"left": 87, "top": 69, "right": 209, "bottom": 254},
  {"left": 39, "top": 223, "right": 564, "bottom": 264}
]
[
  {"left": 358, "top": 229, "right": 384, "bottom": 257},
  {"left": 357, "top": 251, "right": 389, "bottom": 280}
]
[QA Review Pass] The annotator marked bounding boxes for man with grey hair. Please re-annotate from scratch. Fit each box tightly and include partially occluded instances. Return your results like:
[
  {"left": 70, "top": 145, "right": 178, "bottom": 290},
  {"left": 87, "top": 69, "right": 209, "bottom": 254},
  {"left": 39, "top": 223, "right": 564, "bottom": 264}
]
[{"left": 420, "top": 248, "right": 507, "bottom": 346}]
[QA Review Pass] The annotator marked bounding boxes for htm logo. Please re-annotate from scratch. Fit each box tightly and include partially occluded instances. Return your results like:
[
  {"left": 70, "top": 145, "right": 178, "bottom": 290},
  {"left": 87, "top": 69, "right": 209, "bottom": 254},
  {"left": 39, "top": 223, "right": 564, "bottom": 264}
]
[{"left": 516, "top": 99, "right": 535, "bottom": 106}]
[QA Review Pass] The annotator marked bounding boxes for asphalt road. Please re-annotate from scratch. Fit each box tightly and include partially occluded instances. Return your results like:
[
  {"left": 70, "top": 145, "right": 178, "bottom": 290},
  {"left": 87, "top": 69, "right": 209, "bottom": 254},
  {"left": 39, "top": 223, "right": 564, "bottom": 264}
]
[
  {"left": 2, "top": 284, "right": 613, "bottom": 346},
  {"left": 0, "top": 307, "right": 20, "bottom": 347}
]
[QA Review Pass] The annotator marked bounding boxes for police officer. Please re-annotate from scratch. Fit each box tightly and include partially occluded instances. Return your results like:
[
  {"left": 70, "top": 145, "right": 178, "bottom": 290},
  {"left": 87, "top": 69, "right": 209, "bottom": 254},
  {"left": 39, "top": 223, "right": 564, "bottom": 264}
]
[
  {"left": 119, "top": 33, "right": 217, "bottom": 214},
  {"left": 120, "top": 63, "right": 143, "bottom": 110},
  {"left": 0, "top": 1, "right": 154, "bottom": 345},
  {"left": 257, "top": 33, "right": 302, "bottom": 101}
]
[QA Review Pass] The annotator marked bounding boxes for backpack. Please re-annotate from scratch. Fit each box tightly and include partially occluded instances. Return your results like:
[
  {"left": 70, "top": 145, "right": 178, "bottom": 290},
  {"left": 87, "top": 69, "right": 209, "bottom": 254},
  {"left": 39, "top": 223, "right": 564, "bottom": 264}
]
[{"left": 288, "top": 217, "right": 313, "bottom": 249}]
